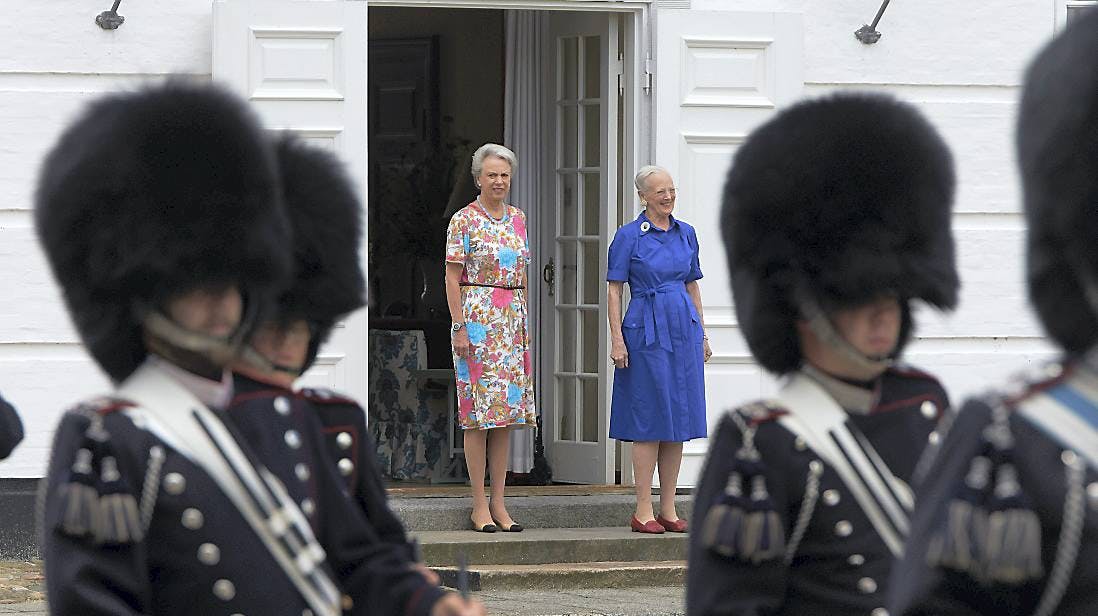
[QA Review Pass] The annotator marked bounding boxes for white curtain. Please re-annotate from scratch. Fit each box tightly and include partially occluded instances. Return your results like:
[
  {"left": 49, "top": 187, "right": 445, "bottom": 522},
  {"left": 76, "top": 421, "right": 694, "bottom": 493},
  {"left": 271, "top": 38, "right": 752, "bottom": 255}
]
[{"left": 504, "top": 10, "right": 544, "bottom": 474}]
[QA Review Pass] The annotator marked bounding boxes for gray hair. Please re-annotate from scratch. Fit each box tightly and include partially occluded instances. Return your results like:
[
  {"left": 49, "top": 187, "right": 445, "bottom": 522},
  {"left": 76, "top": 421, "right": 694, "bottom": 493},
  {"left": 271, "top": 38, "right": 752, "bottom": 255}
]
[
  {"left": 471, "top": 143, "right": 518, "bottom": 179},
  {"left": 634, "top": 165, "right": 671, "bottom": 191}
]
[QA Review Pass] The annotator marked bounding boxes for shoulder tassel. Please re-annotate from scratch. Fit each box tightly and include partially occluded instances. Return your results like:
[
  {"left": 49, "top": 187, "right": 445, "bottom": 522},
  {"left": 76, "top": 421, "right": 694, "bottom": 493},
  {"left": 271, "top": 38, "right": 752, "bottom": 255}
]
[
  {"left": 702, "top": 411, "right": 785, "bottom": 564},
  {"left": 56, "top": 410, "right": 145, "bottom": 545},
  {"left": 927, "top": 400, "right": 1042, "bottom": 584}
]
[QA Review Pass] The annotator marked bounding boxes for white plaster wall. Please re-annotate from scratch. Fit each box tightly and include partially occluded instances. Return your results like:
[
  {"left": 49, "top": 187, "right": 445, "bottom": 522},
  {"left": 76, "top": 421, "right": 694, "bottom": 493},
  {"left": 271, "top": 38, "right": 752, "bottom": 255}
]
[
  {"left": 0, "top": 1, "right": 214, "bottom": 478},
  {"left": 684, "top": 0, "right": 1064, "bottom": 410}
]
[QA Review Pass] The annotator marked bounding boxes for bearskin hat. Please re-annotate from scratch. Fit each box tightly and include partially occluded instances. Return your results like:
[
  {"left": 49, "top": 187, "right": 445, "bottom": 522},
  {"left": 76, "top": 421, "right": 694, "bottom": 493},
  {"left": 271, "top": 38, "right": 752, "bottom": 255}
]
[
  {"left": 35, "top": 81, "right": 291, "bottom": 383},
  {"left": 272, "top": 135, "right": 366, "bottom": 370},
  {"left": 721, "top": 92, "right": 958, "bottom": 374},
  {"left": 1018, "top": 10, "right": 1098, "bottom": 354}
]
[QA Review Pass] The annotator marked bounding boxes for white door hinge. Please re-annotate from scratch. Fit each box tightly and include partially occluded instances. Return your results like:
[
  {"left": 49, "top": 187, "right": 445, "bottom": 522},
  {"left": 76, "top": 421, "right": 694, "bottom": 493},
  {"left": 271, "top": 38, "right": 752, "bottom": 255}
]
[
  {"left": 642, "top": 53, "right": 653, "bottom": 95},
  {"left": 616, "top": 52, "right": 625, "bottom": 97}
]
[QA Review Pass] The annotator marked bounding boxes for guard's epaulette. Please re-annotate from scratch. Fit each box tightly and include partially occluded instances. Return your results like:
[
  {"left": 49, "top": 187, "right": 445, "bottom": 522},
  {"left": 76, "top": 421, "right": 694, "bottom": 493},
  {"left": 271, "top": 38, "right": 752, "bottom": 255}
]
[
  {"left": 299, "top": 387, "right": 357, "bottom": 406},
  {"left": 997, "top": 360, "right": 1071, "bottom": 405},
  {"left": 703, "top": 401, "right": 788, "bottom": 565},
  {"left": 56, "top": 396, "right": 150, "bottom": 547},
  {"left": 731, "top": 400, "right": 789, "bottom": 427},
  {"left": 69, "top": 396, "right": 135, "bottom": 418}
]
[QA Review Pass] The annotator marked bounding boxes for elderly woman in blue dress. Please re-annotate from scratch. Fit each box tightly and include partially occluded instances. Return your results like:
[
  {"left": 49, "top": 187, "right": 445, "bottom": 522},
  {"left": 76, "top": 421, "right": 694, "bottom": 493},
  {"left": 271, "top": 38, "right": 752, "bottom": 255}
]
[{"left": 608, "top": 165, "right": 711, "bottom": 535}]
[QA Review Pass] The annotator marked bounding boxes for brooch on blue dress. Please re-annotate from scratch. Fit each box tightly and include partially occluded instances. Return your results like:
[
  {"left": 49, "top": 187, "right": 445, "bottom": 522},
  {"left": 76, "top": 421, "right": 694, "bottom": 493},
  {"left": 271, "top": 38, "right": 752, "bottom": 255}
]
[{"left": 640, "top": 221, "right": 651, "bottom": 233}]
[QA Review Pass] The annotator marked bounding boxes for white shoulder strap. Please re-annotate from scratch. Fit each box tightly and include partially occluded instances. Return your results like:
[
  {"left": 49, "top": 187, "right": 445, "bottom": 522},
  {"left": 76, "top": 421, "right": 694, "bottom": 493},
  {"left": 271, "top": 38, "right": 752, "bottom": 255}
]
[
  {"left": 117, "top": 362, "right": 341, "bottom": 616},
  {"left": 774, "top": 372, "right": 911, "bottom": 557},
  {"left": 1015, "top": 371, "right": 1098, "bottom": 471}
]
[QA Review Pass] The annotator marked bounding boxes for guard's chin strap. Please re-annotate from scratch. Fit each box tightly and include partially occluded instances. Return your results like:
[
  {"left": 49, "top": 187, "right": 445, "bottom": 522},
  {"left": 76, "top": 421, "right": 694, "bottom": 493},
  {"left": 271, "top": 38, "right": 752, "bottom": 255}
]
[
  {"left": 142, "top": 310, "right": 242, "bottom": 366},
  {"left": 139, "top": 298, "right": 275, "bottom": 374},
  {"left": 797, "top": 291, "right": 893, "bottom": 375}
]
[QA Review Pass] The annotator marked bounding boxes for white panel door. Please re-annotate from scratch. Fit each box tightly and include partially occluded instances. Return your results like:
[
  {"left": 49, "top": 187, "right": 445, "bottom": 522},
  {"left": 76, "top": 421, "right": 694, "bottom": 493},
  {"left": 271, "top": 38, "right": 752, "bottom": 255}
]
[
  {"left": 654, "top": 10, "right": 803, "bottom": 486},
  {"left": 540, "top": 11, "right": 618, "bottom": 484},
  {"left": 213, "top": 0, "right": 368, "bottom": 402}
]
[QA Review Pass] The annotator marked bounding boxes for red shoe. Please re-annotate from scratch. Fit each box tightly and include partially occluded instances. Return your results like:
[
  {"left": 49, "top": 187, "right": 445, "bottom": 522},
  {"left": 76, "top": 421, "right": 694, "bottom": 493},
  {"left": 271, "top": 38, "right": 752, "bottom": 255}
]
[
  {"left": 656, "top": 515, "right": 688, "bottom": 533},
  {"left": 631, "top": 516, "right": 666, "bottom": 534}
]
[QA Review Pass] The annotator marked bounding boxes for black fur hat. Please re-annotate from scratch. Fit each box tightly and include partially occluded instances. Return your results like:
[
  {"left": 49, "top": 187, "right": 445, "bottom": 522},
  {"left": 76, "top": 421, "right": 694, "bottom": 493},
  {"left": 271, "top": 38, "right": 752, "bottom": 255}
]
[
  {"left": 721, "top": 92, "right": 958, "bottom": 374},
  {"left": 1018, "top": 10, "right": 1098, "bottom": 354},
  {"left": 35, "top": 81, "right": 291, "bottom": 383},
  {"left": 272, "top": 135, "right": 366, "bottom": 370}
]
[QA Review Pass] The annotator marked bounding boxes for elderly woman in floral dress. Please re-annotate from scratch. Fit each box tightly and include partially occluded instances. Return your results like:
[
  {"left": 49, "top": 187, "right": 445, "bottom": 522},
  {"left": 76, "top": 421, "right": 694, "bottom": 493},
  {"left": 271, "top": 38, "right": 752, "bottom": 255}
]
[{"left": 445, "top": 143, "right": 535, "bottom": 533}]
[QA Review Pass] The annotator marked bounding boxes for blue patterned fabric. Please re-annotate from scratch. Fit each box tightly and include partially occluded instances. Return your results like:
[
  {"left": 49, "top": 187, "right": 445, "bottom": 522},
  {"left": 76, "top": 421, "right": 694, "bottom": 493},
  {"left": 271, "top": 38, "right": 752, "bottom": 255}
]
[{"left": 367, "top": 329, "right": 452, "bottom": 480}]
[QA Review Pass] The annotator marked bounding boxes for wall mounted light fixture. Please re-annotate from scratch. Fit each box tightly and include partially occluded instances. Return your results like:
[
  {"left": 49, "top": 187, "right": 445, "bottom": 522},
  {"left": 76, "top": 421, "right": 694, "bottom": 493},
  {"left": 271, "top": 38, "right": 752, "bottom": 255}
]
[
  {"left": 96, "top": 1, "right": 124, "bottom": 30},
  {"left": 855, "top": 0, "right": 891, "bottom": 44}
]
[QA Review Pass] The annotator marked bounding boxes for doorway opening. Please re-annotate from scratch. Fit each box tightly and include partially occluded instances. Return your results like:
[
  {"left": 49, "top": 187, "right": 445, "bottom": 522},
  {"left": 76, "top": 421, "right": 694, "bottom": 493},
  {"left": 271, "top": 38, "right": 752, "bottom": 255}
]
[{"left": 365, "top": 5, "right": 635, "bottom": 487}]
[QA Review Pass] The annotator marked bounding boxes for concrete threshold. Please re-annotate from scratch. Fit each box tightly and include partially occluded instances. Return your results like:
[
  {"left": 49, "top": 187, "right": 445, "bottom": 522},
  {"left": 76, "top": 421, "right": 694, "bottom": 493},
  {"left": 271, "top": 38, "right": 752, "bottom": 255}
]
[
  {"left": 434, "top": 560, "right": 687, "bottom": 591},
  {"left": 414, "top": 527, "right": 687, "bottom": 566}
]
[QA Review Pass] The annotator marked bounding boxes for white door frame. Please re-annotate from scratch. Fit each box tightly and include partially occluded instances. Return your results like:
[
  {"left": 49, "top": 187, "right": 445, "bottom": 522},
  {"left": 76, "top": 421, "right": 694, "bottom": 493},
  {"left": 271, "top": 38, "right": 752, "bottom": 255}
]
[{"left": 367, "top": 0, "right": 647, "bottom": 484}]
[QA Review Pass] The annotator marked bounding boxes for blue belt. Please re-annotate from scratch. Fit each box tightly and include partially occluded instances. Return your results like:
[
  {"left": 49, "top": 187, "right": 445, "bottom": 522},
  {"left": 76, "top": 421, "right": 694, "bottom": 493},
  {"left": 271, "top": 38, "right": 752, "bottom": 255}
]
[{"left": 633, "top": 281, "right": 691, "bottom": 352}]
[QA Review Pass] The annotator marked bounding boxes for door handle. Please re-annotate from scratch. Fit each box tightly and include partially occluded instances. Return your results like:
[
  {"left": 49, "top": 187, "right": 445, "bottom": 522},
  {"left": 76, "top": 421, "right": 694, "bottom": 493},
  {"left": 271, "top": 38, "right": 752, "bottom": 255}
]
[{"left": 542, "top": 257, "right": 556, "bottom": 297}]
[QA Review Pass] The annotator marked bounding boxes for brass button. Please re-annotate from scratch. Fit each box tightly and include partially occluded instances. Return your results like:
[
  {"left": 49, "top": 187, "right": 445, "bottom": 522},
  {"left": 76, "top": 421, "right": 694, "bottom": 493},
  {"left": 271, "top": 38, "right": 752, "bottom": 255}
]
[
  {"left": 920, "top": 400, "right": 937, "bottom": 419},
  {"left": 295, "top": 463, "right": 310, "bottom": 482},
  {"left": 822, "top": 489, "right": 840, "bottom": 506},
  {"left": 213, "top": 579, "right": 236, "bottom": 601},
  {"left": 835, "top": 520, "right": 853, "bottom": 537},
  {"left": 848, "top": 553, "right": 865, "bottom": 566},
  {"left": 338, "top": 458, "right": 355, "bottom": 476},
  {"left": 858, "top": 577, "right": 878, "bottom": 594},
  {"left": 336, "top": 432, "right": 353, "bottom": 450},
  {"left": 1062, "top": 450, "right": 1080, "bottom": 467},
  {"left": 163, "top": 473, "right": 186, "bottom": 495},
  {"left": 273, "top": 396, "right": 291, "bottom": 416},
  {"left": 284, "top": 430, "right": 302, "bottom": 449},
  {"left": 301, "top": 498, "right": 316, "bottom": 516},
  {"left": 181, "top": 508, "right": 204, "bottom": 530},
  {"left": 198, "top": 543, "right": 221, "bottom": 566}
]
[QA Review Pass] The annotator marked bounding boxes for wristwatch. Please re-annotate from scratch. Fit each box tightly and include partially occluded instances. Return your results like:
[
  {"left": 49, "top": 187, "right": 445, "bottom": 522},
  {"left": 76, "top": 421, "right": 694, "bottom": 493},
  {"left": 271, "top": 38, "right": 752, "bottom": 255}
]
[{"left": 451, "top": 322, "right": 465, "bottom": 333}]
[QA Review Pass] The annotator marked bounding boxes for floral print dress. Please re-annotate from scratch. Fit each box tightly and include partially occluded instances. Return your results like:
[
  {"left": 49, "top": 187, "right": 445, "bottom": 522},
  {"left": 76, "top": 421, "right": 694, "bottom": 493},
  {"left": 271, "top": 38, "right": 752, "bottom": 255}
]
[{"left": 445, "top": 201, "right": 536, "bottom": 430}]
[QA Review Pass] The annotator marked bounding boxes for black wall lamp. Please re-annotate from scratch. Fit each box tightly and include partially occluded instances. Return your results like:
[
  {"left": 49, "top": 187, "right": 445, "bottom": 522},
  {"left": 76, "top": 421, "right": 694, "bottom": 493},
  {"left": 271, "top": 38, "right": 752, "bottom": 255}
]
[
  {"left": 855, "top": 0, "right": 891, "bottom": 44},
  {"left": 96, "top": 1, "right": 124, "bottom": 30}
]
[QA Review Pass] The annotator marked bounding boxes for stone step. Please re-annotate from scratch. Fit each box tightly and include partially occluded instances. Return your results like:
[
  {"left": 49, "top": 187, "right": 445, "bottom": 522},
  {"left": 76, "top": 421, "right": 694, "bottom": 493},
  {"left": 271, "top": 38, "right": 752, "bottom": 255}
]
[
  {"left": 414, "top": 526, "right": 687, "bottom": 566},
  {"left": 432, "top": 560, "right": 687, "bottom": 591},
  {"left": 393, "top": 494, "right": 693, "bottom": 532}
]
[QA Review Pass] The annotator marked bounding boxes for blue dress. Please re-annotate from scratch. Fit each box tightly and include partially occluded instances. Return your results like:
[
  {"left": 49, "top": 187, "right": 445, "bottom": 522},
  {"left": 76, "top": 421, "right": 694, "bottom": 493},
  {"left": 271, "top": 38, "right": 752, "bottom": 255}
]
[{"left": 607, "top": 212, "right": 707, "bottom": 442}]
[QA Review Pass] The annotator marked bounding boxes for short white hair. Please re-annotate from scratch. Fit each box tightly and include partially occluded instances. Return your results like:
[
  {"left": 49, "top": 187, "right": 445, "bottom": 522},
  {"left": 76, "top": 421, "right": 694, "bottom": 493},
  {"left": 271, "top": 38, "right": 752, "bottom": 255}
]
[
  {"left": 471, "top": 143, "right": 518, "bottom": 179},
  {"left": 634, "top": 165, "right": 671, "bottom": 191}
]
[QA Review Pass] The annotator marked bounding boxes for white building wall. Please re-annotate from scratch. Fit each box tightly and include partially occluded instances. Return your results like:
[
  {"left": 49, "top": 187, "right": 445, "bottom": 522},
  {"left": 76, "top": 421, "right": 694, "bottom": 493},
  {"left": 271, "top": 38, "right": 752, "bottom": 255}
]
[
  {"left": 685, "top": 0, "right": 1062, "bottom": 407},
  {"left": 0, "top": 1, "right": 213, "bottom": 478},
  {"left": 0, "top": 0, "right": 1075, "bottom": 479}
]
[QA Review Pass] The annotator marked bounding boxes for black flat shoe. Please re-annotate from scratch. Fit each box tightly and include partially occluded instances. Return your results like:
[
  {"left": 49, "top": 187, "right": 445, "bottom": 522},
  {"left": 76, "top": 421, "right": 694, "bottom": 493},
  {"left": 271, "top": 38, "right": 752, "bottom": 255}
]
[
  {"left": 472, "top": 520, "right": 498, "bottom": 533},
  {"left": 493, "top": 519, "right": 523, "bottom": 532}
]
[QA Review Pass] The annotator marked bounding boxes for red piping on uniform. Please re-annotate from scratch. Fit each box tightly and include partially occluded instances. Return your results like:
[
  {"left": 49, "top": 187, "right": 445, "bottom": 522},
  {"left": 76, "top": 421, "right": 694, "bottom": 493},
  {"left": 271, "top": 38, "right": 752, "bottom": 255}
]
[
  {"left": 874, "top": 394, "right": 945, "bottom": 417},
  {"left": 95, "top": 401, "right": 136, "bottom": 416},
  {"left": 1004, "top": 362, "right": 1075, "bottom": 406},
  {"left": 229, "top": 389, "right": 290, "bottom": 407},
  {"left": 748, "top": 409, "right": 789, "bottom": 427}
]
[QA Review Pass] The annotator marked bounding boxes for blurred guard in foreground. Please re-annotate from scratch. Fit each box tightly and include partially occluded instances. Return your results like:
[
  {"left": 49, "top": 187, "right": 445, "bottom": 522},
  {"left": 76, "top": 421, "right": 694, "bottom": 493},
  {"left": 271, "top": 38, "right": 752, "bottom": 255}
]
[
  {"left": 687, "top": 93, "right": 959, "bottom": 615},
  {"left": 0, "top": 392, "right": 23, "bottom": 460},
  {"left": 36, "top": 82, "right": 444, "bottom": 616},
  {"left": 227, "top": 135, "right": 482, "bottom": 615},
  {"left": 891, "top": 12, "right": 1098, "bottom": 616}
]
